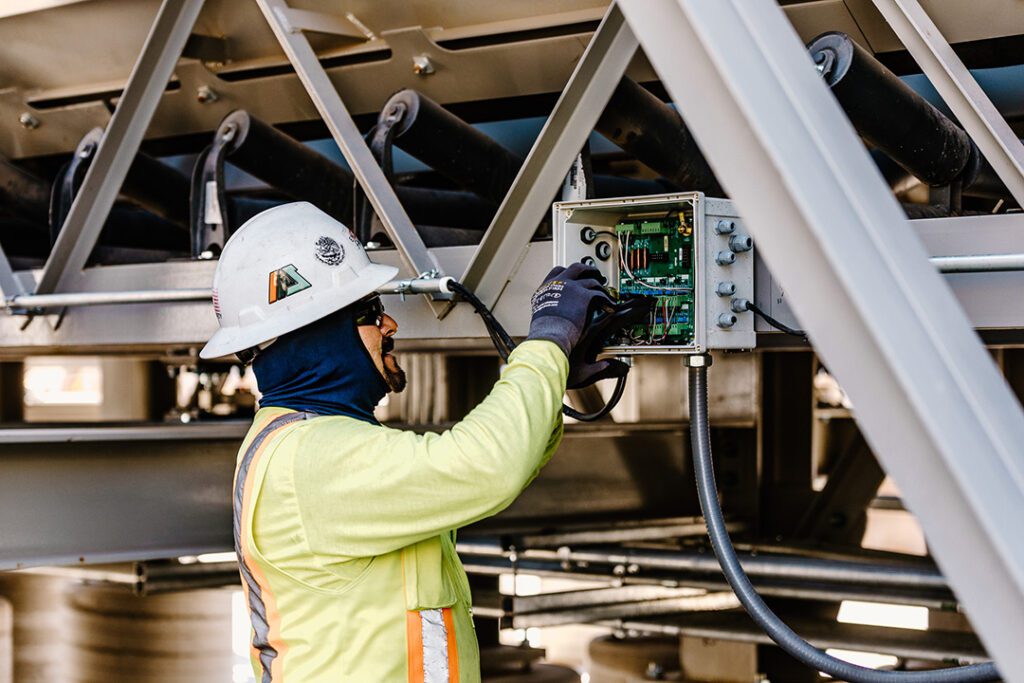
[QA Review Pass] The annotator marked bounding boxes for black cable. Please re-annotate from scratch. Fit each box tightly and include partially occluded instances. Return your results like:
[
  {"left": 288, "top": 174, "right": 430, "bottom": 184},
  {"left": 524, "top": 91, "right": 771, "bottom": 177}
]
[
  {"left": 562, "top": 375, "right": 627, "bottom": 422},
  {"left": 448, "top": 280, "right": 625, "bottom": 422},
  {"left": 448, "top": 281, "right": 515, "bottom": 360},
  {"left": 688, "top": 361, "right": 1000, "bottom": 682},
  {"left": 743, "top": 299, "right": 807, "bottom": 339}
]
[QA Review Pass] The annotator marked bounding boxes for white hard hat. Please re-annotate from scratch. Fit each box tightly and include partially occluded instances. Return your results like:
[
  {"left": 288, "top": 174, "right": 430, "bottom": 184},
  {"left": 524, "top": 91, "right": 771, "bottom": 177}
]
[{"left": 200, "top": 202, "right": 398, "bottom": 359}]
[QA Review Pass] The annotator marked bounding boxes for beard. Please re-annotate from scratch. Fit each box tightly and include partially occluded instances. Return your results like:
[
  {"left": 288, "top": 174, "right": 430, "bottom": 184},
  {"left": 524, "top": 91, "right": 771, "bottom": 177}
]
[{"left": 381, "top": 337, "right": 407, "bottom": 393}]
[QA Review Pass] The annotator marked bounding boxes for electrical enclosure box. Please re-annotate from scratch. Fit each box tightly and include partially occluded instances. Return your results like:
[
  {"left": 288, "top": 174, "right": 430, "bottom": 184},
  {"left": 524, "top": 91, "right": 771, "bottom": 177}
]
[{"left": 553, "top": 193, "right": 755, "bottom": 354}]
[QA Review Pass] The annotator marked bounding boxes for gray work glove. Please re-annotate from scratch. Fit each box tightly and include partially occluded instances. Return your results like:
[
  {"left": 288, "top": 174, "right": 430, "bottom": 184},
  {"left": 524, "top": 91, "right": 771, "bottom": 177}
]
[{"left": 526, "top": 262, "right": 612, "bottom": 358}]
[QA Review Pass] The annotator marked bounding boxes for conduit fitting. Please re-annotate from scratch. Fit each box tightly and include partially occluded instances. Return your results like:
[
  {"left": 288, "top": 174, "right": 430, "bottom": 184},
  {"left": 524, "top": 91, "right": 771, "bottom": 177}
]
[{"left": 685, "top": 353, "right": 712, "bottom": 368}]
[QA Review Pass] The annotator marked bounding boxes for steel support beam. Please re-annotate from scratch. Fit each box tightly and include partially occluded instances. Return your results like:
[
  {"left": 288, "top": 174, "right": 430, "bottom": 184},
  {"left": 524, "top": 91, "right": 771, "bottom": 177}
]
[
  {"left": 870, "top": 0, "right": 1024, "bottom": 206},
  {"left": 619, "top": 0, "right": 1024, "bottom": 678},
  {"left": 0, "top": 248, "right": 24, "bottom": 299},
  {"left": 34, "top": 0, "right": 205, "bottom": 295},
  {"left": 456, "top": 4, "right": 638, "bottom": 310},
  {"left": 0, "top": 421, "right": 695, "bottom": 568},
  {"left": 255, "top": 0, "right": 440, "bottom": 292}
]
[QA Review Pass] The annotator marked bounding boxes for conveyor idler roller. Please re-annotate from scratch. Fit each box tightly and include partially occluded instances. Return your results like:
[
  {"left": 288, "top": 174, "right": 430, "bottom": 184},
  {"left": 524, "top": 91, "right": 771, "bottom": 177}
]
[
  {"left": 809, "top": 31, "right": 979, "bottom": 188},
  {"left": 377, "top": 89, "right": 522, "bottom": 206},
  {"left": 596, "top": 78, "right": 721, "bottom": 194}
]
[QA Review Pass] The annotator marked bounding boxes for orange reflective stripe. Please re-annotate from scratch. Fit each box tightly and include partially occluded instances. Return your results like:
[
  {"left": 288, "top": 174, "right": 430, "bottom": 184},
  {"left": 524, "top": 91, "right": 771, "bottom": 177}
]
[
  {"left": 442, "top": 608, "right": 459, "bottom": 683},
  {"left": 235, "top": 413, "right": 307, "bottom": 681},
  {"left": 239, "top": 429, "right": 291, "bottom": 680},
  {"left": 407, "top": 610, "right": 424, "bottom": 683}
]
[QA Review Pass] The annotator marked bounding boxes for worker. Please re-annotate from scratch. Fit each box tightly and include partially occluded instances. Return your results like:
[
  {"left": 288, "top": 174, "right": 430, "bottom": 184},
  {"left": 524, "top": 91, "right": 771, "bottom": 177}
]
[{"left": 201, "top": 201, "right": 613, "bottom": 682}]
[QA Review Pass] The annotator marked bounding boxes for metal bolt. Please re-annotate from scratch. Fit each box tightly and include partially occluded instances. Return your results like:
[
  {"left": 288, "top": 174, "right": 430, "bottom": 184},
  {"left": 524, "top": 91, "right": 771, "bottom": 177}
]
[
  {"left": 717, "top": 312, "right": 738, "bottom": 328},
  {"left": 716, "top": 281, "right": 736, "bottom": 297},
  {"left": 729, "top": 233, "right": 753, "bottom": 253},
  {"left": 412, "top": 55, "right": 435, "bottom": 75},
  {"left": 714, "top": 219, "right": 735, "bottom": 235},
  {"left": 196, "top": 85, "right": 219, "bottom": 104},
  {"left": 715, "top": 250, "right": 736, "bottom": 266},
  {"left": 18, "top": 112, "right": 39, "bottom": 129}
]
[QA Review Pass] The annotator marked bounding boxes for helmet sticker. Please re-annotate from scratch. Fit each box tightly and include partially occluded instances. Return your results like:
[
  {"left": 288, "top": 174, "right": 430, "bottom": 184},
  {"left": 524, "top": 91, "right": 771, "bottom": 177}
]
[
  {"left": 314, "top": 236, "right": 345, "bottom": 266},
  {"left": 268, "top": 264, "right": 312, "bottom": 304}
]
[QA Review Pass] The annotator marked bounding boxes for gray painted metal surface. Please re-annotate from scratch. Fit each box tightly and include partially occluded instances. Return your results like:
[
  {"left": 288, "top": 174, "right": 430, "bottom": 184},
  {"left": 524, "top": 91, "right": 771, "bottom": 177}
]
[
  {"left": 0, "top": 421, "right": 693, "bottom": 569},
  {"left": 34, "top": 0, "right": 206, "bottom": 296},
  {"left": 757, "top": 213, "right": 1024, "bottom": 332},
  {"left": 0, "top": 248, "right": 23, "bottom": 300},
  {"left": 256, "top": 0, "right": 440, "bottom": 290},
  {"left": 0, "top": 226, "right": 1021, "bottom": 352},
  {"left": 619, "top": 0, "right": 1024, "bottom": 677},
  {"left": 456, "top": 4, "right": 638, "bottom": 310},
  {"left": 607, "top": 613, "right": 988, "bottom": 663}
]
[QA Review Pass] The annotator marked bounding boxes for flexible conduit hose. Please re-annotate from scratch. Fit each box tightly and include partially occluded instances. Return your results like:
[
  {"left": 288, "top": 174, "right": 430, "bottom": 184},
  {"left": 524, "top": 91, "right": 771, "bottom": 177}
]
[{"left": 687, "top": 362, "right": 1001, "bottom": 682}]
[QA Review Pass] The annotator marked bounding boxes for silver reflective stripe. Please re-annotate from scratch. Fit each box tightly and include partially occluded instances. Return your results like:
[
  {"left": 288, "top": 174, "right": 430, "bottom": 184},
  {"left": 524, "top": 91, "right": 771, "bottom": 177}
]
[
  {"left": 421, "top": 609, "right": 450, "bottom": 683},
  {"left": 234, "top": 411, "right": 310, "bottom": 683}
]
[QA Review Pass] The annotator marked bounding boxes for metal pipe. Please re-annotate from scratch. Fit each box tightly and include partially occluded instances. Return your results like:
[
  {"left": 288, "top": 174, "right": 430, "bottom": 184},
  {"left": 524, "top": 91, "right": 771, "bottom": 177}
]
[
  {"left": 4, "top": 277, "right": 454, "bottom": 311},
  {"left": 596, "top": 78, "right": 722, "bottom": 193},
  {"left": 459, "top": 555, "right": 957, "bottom": 610},
  {"left": 456, "top": 542, "right": 947, "bottom": 590},
  {"left": 511, "top": 592, "right": 739, "bottom": 628},
  {"left": 133, "top": 560, "right": 238, "bottom": 596},
  {"left": 809, "top": 32, "right": 978, "bottom": 187},
  {"left": 930, "top": 253, "right": 1024, "bottom": 273},
  {"left": 604, "top": 614, "right": 988, "bottom": 664}
]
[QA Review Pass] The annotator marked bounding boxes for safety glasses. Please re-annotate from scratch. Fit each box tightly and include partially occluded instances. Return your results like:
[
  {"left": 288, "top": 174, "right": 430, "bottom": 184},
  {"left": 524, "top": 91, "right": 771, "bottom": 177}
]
[{"left": 352, "top": 294, "right": 385, "bottom": 328}]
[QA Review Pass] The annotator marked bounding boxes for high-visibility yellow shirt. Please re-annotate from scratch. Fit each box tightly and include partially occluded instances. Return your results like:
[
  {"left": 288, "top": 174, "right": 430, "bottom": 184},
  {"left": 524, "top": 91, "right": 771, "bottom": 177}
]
[{"left": 233, "top": 340, "right": 567, "bottom": 682}]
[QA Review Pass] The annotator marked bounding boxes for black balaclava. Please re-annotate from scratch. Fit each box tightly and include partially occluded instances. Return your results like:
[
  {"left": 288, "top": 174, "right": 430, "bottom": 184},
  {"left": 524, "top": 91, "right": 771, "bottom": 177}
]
[{"left": 253, "top": 306, "right": 387, "bottom": 424}]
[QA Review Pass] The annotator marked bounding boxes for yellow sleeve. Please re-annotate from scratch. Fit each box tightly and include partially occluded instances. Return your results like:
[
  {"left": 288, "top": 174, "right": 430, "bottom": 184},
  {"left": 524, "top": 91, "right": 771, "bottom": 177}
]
[{"left": 292, "top": 340, "right": 568, "bottom": 559}]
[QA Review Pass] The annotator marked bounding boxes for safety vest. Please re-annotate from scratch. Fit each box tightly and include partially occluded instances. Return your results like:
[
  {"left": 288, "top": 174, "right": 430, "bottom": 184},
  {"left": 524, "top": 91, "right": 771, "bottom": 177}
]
[{"left": 233, "top": 340, "right": 568, "bottom": 682}]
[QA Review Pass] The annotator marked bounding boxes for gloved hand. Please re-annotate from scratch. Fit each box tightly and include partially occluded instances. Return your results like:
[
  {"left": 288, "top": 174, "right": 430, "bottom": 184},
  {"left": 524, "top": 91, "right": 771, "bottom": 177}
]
[
  {"left": 526, "top": 262, "right": 612, "bottom": 359},
  {"left": 566, "top": 295, "right": 654, "bottom": 390}
]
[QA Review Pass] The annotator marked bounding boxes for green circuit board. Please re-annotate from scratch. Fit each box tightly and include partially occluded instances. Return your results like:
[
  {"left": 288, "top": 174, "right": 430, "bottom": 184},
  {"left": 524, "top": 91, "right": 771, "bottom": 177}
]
[{"left": 614, "top": 212, "right": 695, "bottom": 346}]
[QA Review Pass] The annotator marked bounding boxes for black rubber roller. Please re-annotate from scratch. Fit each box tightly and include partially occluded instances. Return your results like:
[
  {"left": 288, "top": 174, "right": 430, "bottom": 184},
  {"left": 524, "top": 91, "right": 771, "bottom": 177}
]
[{"left": 809, "top": 31, "right": 980, "bottom": 187}]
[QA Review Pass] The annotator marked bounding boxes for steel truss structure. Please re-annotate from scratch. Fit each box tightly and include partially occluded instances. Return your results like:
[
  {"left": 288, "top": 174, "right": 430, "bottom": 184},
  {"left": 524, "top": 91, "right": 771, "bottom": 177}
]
[{"left": 1, "top": 0, "right": 1024, "bottom": 677}]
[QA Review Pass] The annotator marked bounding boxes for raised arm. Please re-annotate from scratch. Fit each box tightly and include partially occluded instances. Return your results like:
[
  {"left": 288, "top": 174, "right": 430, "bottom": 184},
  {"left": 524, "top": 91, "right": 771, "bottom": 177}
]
[{"left": 293, "top": 263, "right": 614, "bottom": 558}]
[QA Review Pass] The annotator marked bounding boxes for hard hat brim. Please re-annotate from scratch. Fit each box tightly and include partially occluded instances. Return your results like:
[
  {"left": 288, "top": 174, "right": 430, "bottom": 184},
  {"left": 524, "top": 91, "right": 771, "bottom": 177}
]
[{"left": 199, "top": 262, "right": 400, "bottom": 360}]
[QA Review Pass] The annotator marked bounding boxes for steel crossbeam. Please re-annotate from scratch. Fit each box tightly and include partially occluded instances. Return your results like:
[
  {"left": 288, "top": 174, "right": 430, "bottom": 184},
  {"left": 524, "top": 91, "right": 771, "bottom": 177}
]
[
  {"left": 255, "top": 0, "right": 441, "bottom": 301},
  {"left": 618, "top": 0, "right": 1024, "bottom": 677},
  {"left": 454, "top": 4, "right": 638, "bottom": 311},
  {"left": 0, "top": 248, "right": 24, "bottom": 299},
  {"left": 34, "top": 0, "right": 206, "bottom": 296},
  {"left": 870, "top": 0, "right": 1024, "bottom": 206}
]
